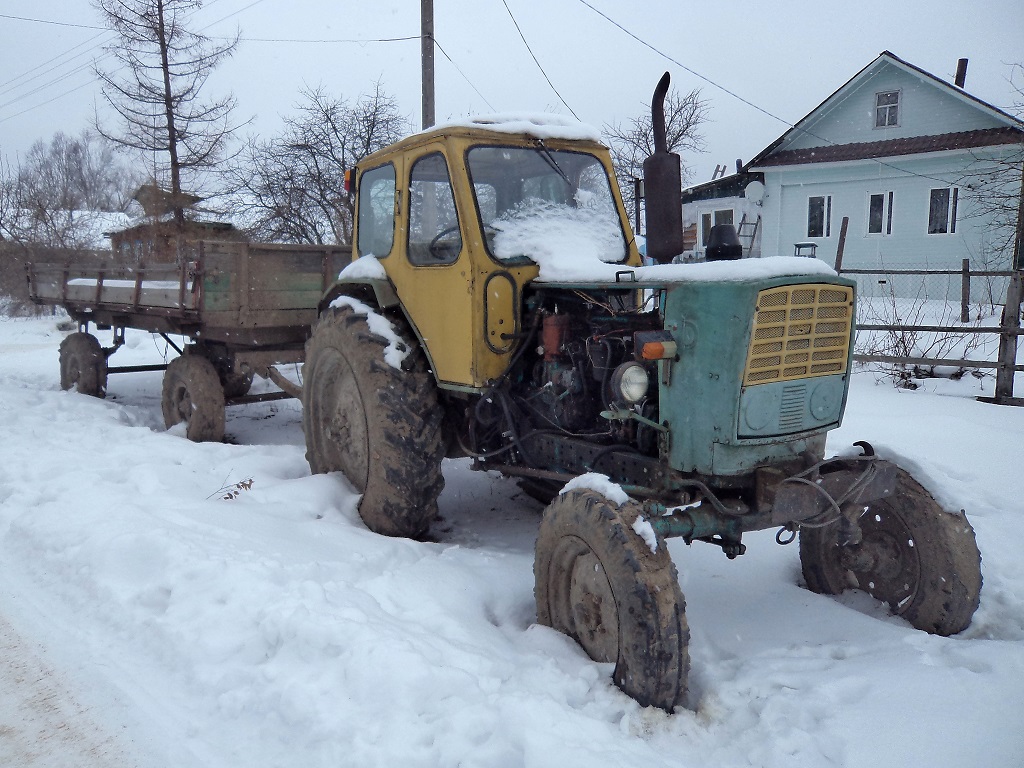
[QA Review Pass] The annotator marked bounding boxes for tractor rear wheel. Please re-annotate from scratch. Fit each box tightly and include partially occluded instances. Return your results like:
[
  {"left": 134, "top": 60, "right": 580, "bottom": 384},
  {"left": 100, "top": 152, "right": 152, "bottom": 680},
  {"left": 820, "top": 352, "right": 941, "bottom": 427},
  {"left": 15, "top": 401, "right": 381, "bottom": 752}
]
[
  {"left": 534, "top": 488, "right": 689, "bottom": 711},
  {"left": 302, "top": 305, "right": 444, "bottom": 539},
  {"left": 59, "top": 332, "right": 107, "bottom": 397},
  {"left": 799, "top": 467, "right": 981, "bottom": 636},
  {"left": 161, "top": 352, "right": 226, "bottom": 442}
]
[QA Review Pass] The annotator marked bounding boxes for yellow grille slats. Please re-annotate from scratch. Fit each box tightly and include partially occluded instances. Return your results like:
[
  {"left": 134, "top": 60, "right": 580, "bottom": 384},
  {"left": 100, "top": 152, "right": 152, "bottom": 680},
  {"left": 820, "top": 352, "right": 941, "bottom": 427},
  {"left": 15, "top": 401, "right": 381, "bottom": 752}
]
[{"left": 744, "top": 283, "right": 853, "bottom": 386}]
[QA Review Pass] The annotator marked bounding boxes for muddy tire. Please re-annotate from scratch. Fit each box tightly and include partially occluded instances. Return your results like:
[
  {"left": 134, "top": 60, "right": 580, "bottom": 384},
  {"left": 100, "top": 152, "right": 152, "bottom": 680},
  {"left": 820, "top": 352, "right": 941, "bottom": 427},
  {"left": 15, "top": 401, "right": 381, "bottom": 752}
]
[
  {"left": 161, "top": 352, "right": 226, "bottom": 442},
  {"left": 799, "top": 467, "right": 982, "bottom": 636},
  {"left": 59, "top": 332, "right": 107, "bottom": 397},
  {"left": 534, "top": 489, "right": 689, "bottom": 710},
  {"left": 302, "top": 305, "right": 444, "bottom": 539}
]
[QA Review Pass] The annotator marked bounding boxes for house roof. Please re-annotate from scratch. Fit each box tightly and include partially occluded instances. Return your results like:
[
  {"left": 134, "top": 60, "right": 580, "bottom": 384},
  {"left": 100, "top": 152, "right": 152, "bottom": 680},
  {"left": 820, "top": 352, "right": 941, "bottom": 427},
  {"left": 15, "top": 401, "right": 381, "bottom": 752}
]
[
  {"left": 756, "top": 126, "right": 1023, "bottom": 168},
  {"left": 681, "top": 170, "right": 764, "bottom": 203},
  {"left": 747, "top": 51, "right": 1024, "bottom": 170}
]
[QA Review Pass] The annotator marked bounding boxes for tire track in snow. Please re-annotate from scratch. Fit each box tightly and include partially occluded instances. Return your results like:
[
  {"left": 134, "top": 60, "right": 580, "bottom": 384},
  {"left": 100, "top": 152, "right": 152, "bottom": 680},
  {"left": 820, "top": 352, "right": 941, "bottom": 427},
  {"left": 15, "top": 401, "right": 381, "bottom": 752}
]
[{"left": 0, "top": 612, "right": 143, "bottom": 768}]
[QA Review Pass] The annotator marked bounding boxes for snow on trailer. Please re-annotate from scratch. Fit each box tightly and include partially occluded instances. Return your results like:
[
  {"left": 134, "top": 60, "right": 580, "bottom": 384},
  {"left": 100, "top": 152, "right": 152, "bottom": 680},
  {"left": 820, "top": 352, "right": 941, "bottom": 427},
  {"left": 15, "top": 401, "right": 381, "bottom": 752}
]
[{"left": 26, "top": 240, "right": 351, "bottom": 442}]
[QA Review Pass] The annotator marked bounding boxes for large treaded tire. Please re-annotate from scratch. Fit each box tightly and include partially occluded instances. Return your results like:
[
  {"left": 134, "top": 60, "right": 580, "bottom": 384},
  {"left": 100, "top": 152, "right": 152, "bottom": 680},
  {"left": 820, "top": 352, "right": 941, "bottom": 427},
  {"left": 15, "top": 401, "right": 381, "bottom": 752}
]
[
  {"left": 535, "top": 489, "right": 689, "bottom": 711},
  {"left": 59, "top": 332, "right": 107, "bottom": 397},
  {"left": 799, "top": 467, "right": 982, "bottom": 636},
  {"left": 161, "top": 352, "right": 226, "bottom": 442},
  {"left": 302, "top": 305, "right": 445, "bottom": 539}
]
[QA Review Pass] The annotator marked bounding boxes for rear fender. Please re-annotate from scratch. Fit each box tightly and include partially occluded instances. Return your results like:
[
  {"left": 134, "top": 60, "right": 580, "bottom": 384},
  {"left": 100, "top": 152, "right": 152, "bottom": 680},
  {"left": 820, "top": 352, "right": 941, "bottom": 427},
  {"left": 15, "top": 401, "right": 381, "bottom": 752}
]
[{"left": 319, "top": 277, "right": 400, "bottom": 315}]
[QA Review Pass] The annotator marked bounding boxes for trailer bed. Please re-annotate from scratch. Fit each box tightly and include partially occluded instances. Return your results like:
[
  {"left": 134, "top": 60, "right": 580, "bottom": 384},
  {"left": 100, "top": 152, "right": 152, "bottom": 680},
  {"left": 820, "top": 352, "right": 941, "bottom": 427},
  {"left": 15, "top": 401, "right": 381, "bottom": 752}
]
[
  {"left": 27, "top": 240, "right": 353, "bottom": 441},
  {"left": 27, "top": 240, "right": 351, "bottom": 346}
]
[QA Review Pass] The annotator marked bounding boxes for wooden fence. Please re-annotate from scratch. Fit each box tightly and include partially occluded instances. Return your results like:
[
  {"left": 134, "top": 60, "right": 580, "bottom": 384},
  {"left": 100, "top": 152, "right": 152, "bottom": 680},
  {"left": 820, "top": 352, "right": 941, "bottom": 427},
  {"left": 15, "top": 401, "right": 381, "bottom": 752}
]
[{"left": 839, "top": 266, "right": 1024, "bottom": 405}]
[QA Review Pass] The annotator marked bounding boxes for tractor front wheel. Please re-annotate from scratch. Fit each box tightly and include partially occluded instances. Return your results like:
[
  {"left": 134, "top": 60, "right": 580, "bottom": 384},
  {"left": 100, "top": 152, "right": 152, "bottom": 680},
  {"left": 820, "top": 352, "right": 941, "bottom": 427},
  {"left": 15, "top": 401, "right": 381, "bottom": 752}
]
[
  {"left": 534, "top": 489, "right": 689, "bottom": 711},
  {"left": 799, "top": 467, "right": 981, "bottom": 636}
]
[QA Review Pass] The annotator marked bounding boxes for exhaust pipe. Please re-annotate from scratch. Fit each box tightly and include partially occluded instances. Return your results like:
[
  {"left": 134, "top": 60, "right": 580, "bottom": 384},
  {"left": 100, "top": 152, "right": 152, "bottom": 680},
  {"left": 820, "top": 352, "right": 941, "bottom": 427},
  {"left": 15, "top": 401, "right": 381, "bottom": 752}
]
[{"left": 642, "top": 72, "right": 684, "bottom": 264}]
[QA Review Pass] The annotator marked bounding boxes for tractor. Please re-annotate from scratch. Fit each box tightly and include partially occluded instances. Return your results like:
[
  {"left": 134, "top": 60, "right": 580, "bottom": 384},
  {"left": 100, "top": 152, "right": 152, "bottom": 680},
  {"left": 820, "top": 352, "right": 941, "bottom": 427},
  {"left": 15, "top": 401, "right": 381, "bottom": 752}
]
[{"left": 301, "top": 75, "right": 982, "bottom": 710}]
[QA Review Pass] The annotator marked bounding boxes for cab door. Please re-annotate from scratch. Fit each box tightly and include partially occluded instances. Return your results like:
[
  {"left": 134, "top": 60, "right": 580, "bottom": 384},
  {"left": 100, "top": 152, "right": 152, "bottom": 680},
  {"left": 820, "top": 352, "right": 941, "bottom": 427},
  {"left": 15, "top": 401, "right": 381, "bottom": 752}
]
[{"left": 376, "top": 147, "right": 479, "bottom": 388}]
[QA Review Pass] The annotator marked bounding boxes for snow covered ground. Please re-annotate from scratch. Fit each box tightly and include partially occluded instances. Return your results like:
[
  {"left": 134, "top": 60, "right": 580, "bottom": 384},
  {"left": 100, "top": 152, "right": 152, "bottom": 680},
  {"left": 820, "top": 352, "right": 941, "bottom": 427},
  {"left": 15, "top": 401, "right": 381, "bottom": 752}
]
[{"left": 1, "top": 315, "right": 1022, "bottom": 767}]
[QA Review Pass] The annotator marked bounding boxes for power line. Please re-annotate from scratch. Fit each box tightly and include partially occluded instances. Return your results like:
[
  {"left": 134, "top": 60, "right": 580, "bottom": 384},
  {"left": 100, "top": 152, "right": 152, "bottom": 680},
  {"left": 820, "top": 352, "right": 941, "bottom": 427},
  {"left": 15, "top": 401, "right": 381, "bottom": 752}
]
[
  {"left": 0, "top": 0, "right": 261, "bottom": 124},
  {"left": 0, "top": 13, "right": 105, "bottom": 31},
  {"left": 574, "top": 0, "right": 789, "bottom": 127},
  {"left": 433, "top": 39, "right": 497, "bottom": 113},
  {"left": 501, "top": 0, "right": 578, "bottom": 120},
  {"left": 0, "top": 75, "right": 100, "bottom": 125},
  {"left": 573, "top": 0, "right": 971, "bottom": 187},
  {"left": 234, "top": 34, "right": 420, "bottom": 44},
  {"left": 0, "top": 32, "right": 109, "bottom": 96}
]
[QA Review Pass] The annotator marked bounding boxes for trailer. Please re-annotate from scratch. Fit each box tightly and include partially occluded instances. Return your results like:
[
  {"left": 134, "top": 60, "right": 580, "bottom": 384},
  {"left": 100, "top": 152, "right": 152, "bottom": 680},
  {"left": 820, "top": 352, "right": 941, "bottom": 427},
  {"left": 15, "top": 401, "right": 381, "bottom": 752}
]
[{"left": 27, "top": 240, "right": 351, "bottom": 442}]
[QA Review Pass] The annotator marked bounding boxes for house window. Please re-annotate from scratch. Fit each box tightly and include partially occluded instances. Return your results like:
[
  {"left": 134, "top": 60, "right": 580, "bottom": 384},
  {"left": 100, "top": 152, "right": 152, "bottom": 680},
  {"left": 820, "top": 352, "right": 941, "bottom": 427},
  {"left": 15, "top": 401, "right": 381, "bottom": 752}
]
[
  {"left": 868, "top": 191, "right": 894, "bottom": 235},
  {"left": 927, "top": 187, "right": 959, "bottom": 234},
  {"left": 875, "top": 90, "right": 900, "bottom": 128},
  {"left": 807, "top": 195, "right": 832, "bottom": 238},
  {"left": 700, "top": 208, "right": 734, "bottom": 247}
]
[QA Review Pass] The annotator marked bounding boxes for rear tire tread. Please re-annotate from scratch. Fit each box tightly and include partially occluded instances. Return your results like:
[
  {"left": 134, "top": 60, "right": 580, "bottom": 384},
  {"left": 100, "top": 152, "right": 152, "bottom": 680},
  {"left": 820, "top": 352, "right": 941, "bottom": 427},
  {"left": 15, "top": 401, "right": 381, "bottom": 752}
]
[{"left": 303, "top": 305, "right": 445, "bottom": 539}]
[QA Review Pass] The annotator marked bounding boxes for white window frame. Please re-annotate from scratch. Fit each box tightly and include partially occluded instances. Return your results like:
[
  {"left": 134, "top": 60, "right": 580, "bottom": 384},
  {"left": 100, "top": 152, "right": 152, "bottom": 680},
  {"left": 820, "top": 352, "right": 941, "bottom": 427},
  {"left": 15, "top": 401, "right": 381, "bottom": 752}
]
[
  {"left": 927, "top": 186, "right": 959, "bottom": 235},
  {"left": 699, "top": 207, "right": 735, "bottom": 248},
  {"left": 866, "top": 191, "right": 894, "bottom": 236},
  {"left": 807, "top": 194, "right": 832, "bottom": 239},
  {"left": 874, "top": 90, "right": 900, "bottom": 128}
]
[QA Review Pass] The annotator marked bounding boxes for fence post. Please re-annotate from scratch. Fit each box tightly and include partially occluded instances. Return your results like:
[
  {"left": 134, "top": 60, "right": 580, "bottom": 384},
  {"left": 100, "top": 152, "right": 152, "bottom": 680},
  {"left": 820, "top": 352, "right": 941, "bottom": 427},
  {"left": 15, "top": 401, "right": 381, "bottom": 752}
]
[
  {"left": 961, "top": 258, "right": 970, "bottom": 322},
  {"left": 994, "top": 272, "right": 1022, "bottom": 401},
  {"left": 834, "top": 217, "right": 849, "bottom": 273}
]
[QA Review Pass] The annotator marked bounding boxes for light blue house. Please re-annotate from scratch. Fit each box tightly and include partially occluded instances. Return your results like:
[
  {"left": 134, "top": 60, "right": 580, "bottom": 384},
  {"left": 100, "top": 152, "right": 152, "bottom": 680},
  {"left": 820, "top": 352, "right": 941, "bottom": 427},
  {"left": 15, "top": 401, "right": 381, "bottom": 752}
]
[{"left": 686, "top": 52, "right": 1024, "bottom": 301}]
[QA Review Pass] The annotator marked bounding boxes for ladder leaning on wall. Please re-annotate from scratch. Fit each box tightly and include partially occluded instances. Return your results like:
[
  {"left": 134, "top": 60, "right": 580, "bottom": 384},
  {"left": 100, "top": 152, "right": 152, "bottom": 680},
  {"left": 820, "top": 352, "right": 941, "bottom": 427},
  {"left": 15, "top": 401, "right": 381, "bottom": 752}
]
[{"left": 737, "top": 214, "right": 760, "bottom": 256}]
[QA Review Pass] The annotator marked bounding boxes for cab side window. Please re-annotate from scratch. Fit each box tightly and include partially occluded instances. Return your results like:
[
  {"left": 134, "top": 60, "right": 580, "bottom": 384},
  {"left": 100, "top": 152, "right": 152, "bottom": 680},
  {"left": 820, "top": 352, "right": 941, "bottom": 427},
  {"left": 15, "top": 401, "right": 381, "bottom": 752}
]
[
  {"left": 408, "top": 153, "right": 461, "bottom": 265},
  {"left": 357, "top": 163, "right": 396, "bottom": 258}
]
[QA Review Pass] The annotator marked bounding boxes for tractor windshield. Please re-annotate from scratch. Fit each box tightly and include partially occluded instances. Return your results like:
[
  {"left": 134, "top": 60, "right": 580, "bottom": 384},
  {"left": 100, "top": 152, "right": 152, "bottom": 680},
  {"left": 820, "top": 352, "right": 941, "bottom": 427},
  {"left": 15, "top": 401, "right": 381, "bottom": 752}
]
[{"left": 466, "top": 144, "right": 628, "bottom": 266}]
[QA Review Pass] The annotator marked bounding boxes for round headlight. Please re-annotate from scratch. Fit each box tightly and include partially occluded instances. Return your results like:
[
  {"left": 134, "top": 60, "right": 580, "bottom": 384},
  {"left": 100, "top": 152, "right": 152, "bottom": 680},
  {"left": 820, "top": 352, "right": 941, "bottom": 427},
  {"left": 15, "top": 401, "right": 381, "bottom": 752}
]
[{"left": 611, "top": 362, "right": 650, "bottom": 405}]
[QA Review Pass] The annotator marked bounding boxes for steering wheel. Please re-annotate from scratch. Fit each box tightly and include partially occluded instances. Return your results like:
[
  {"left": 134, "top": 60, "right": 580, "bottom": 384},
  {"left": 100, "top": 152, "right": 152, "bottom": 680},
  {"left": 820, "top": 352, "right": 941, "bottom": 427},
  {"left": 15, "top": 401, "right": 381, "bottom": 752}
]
[{"left": 428, "top": 224, "right": 462, "bottom": 261}]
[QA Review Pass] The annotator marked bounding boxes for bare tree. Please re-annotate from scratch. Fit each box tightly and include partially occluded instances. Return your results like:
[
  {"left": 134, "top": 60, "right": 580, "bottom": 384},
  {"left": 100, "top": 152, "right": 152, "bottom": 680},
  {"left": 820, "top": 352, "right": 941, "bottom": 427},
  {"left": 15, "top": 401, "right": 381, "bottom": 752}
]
[
  {"left": 958, "top": 63, "right": 1024, "bottom": 264},
  {"left": 0, "top": 157, "right": 19, "bottom": 242},
  {"left": 226, "top": 83, "right": 409, "bottom": 244},
  {"left": 93, "top": 0, "right": 240, "bottom": 227},
  {"left": 20, "top": 131, "right": 135, "bottom": 213},
  {"left": 1, "top": 130, "right": 136, "bottom": 248},
  {"left": 604, "top": 87, "right": 709, "bottom": 229}
]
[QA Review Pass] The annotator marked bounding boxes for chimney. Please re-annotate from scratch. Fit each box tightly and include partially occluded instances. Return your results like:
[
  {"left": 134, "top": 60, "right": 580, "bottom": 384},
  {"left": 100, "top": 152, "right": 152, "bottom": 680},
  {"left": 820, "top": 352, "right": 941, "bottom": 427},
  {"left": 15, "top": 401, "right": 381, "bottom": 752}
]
[{"left": 955, "top": 58, "right": 968, "bottom": 88}]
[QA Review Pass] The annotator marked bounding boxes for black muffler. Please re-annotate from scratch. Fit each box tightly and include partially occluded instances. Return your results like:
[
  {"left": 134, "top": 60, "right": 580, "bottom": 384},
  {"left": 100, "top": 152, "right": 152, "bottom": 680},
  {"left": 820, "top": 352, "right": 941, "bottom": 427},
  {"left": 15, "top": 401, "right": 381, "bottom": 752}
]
[{"left": 642, "top": 72, "right": 685, "bottom": 265}]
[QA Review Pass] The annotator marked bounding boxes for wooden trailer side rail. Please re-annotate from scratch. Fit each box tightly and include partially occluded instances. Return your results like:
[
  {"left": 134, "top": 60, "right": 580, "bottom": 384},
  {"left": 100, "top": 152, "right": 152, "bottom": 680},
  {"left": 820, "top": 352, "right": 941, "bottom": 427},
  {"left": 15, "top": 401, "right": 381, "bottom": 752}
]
[{"left": 26, "top": 241, "right": 353, "bottom": 341}]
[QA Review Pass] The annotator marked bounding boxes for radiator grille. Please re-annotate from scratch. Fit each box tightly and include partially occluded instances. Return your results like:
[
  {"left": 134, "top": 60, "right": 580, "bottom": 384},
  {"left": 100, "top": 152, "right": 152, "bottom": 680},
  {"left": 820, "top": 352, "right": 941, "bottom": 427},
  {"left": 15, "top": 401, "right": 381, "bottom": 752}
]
[{"left": 744, "top": 284, "right": 853, "bottom": 386}]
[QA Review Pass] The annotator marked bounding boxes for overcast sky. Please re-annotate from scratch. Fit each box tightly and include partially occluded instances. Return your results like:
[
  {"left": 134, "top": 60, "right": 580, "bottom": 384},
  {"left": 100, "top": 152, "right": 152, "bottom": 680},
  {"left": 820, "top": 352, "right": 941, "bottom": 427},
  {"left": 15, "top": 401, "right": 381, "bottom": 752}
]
[{"left": 1, "top": 0, "right": 1021, "bottom": 185}]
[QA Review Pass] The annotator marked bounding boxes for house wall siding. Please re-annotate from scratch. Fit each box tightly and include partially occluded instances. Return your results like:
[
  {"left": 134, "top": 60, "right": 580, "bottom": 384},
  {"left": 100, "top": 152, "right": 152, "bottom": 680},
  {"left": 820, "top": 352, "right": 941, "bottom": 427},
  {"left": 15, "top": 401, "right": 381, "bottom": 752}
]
[
  {"left": 759, "top": 145, "right": 1019, "bottom": 300},
  {"left": 782, "top": 64, "right": 1007, "bottom": 152}
]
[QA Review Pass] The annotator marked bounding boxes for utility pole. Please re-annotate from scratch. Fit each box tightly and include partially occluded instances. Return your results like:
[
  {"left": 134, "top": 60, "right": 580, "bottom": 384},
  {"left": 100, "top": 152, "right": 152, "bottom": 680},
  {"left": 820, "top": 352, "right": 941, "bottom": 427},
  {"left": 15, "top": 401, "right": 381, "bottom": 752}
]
[{"left": 421, "top": 0, "right": 435, "bottom": 130}]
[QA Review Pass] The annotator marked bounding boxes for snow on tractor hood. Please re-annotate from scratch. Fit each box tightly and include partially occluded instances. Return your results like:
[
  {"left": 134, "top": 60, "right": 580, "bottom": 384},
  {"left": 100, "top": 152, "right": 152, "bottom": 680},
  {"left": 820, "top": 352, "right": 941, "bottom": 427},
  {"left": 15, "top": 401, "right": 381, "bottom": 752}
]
[
  {"left": 534, "top": 254, "right": 839, "bottom": 285},
  {"left": 488, "top": 199, "right": 837, "bottom": 284},
  {"left": 338, "top": 244, "right": 838, "bottom": 287}
]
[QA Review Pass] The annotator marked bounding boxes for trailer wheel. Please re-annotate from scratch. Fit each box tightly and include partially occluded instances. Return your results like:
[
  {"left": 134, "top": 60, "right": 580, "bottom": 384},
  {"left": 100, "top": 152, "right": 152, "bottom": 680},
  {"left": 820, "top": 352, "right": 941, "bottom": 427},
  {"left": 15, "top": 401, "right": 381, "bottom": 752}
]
[
  {"left": 161, "top": 353, "right": 225, "bottom": 442},
  {"left": 59, "top": 332, "right": 107, "bottom": 397},
  {"left": 303, "top": 305, "right": 444, "bottom": 539},
  {"left": 535, "top": 489, "right": 689, "bottom": 711},
  {"left": 799, "top": 468, "right": 981, "bottom": 636}
]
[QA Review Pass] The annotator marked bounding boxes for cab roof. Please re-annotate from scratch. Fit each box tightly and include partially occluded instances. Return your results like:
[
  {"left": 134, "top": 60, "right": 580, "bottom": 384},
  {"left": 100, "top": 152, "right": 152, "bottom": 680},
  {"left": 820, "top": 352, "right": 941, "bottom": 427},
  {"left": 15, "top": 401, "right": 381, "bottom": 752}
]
[{"left": 358, "top": 113, "right": 608, "bottom": 168}]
